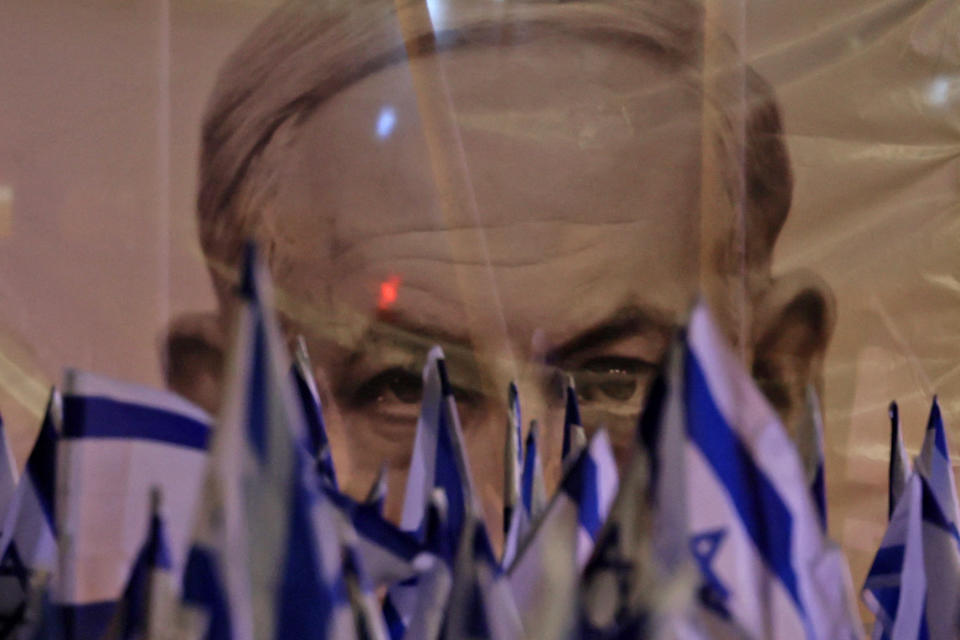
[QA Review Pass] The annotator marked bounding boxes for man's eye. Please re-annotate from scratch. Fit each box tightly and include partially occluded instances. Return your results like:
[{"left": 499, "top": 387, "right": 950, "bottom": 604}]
[
  {"left": 573, "top": 357, "right": 655, "bottom": 404},
  {"left": 352, "top": 368, "right": 423, "bottom": 407}
]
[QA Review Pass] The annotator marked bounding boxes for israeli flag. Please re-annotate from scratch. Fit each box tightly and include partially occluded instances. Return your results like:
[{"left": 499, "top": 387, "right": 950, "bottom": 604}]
[
  {"left": 560, "top": 376, "right": 583, "bottom": 465},
  {"left": 101, "top": 491, "right": 174, "bottom": 640},
  {"left": 863, "top": 471, "right": 960, "bottom": 639},
  {"left": 887, "top": 402, "right": 911, "bottom": 521},
  {"left": 501, "top": 382, "right": 524, "bottom": 567},
  {"left": 444, "top": 517, "right": 522, "bottom": 640},
  {"left": 400, "top": 491, "right": 453, "bottom": 640},
  {"left": 797, "top": 385, "right": 827, "bottom": 531},
  {"left": 400, "top": 346, "right": 479, "bottom": 541},
  {"left": 292, "top": 337, "right": 337, "bottom": 490},
  {"left": 180, "top": 245, "right": 352, "bottom": 640},
  {"left": 646, "top": 301, "right": 863, "bottom": 639},
  {"left": 55, "top": 370, "right": 211, "bottom": 640},
  {"left": 341, "top": 538, "right": 389, "bottom": 640},
  {"left": 0, "top": 389, "right": 59, "bottom": 626},
  {"left": 0, "top": 411, "right": 19, "bottom": 524},
  {"left": 362, "top": 465, "right": 387, "bottom": 515},
  {"left": 386, "top": 347, "right": 481, "bottom": 637},
  {"left": 914, "top": 397, "right": 959, "bottom": 537},
  {"left": 510, "top": 429, "right": 617, "bottom": 583},
  {"left": 520, "top": 421, "right": 546, "bottom": 524},
  {"left": 322, "top": 487, "right": 428, "bottom": 589}
]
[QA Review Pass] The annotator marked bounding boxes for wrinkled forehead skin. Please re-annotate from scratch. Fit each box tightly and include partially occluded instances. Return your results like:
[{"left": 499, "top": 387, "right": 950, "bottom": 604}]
[{"left": 267, "top": 34, "right": 705, "bottom": 371}]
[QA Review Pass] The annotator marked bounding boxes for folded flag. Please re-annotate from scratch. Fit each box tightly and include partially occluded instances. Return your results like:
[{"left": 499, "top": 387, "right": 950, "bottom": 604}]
[
  {"left": 0, "top": 389, "right": 60, "bottom": 630},
  {"left": 444, "top": 516, "right": 522, "bottom": 640},
  {"left": 180, "top": 244, "right": 350, "bottom": 640},
  {"left": 887, "top": 402, "right": 911, "bottom": 521},
  {"left": 341, "top": 538, "right": 389, "bottom": 640},
  {"left": 562, "top": 376, "right": 583, "bottom": 466},
  {"left": 863, "top": 471, "right": 960, "bottom": 639},
  {"left": 101, "top": 489, "right": 174, "bottom": 640},
  {"left": 914, "top": 397, "right": 959, "bottom": 537},
  {"left": 797, "top": 385, "right": 827, "bottom": 531},
  {"left": 362, "top": 465, "right": 387, "bottom": 515},
  {"left": 501, "top": 382, "right": 524, "bottom": 567},
  {"left": 0, "top": 411, "right": 19, "bottom": 526},
  {"left": 388, "top": 346, "right": 482, "bottom": 637},
  {"left": 644, "top": 301, "right": 864, "bottom": 639},
  {"left": 292, "top": 336, "right": 338, "bottom": 490},
  {"left": 399, "top": 491, "right": 453, "bottom": 640},
  {"left": 520, "top": 420, "right": 546, "bottom": 526},
  {"left": 55, "top": 369, "right": 210, "bottom": 640}
]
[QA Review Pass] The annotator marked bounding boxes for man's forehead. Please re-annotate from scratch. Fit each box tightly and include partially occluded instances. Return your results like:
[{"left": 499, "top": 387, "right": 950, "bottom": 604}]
[{"left": 277, "top": 35, "right": 703, "bottom": 236}]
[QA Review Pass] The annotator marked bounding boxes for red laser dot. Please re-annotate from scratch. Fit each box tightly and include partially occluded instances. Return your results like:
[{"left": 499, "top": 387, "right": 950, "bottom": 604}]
[{"left": 378, "top": 276, "right": 401, "bottom": 311}]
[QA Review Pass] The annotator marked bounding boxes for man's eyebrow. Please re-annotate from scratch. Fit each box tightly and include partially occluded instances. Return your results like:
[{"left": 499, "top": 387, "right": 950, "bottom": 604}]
[
  {"left": 346, "top": 312, "right": 474, "bottom": 365},
  {"left": 545, "top": 306, "right": 673, "bottom": 365}
]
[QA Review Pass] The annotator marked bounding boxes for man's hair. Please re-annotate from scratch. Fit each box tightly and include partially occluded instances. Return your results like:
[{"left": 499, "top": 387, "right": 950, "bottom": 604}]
[{"left": 197, "top": 0, "right": 792, "bottom": 310}]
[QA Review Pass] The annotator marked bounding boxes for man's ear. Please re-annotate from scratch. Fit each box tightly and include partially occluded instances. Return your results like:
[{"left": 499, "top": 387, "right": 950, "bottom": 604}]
[
  {"left": 161, "top": 312, "right": 226, "bottom": 416},
  {"left": 751, "top": 272, "right": 836, "bottom": 437}
]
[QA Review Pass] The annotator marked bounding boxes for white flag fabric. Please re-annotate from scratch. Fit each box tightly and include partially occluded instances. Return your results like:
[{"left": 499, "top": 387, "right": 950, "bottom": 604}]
[
  {"left": 502, "top": 383, "right": 522, "bottom": 558},
  {"left": 399, "top": 346, "right": 478, "bottom": 540},
  {"left": 887, "top": 402, "right": 911, "bottom": 521},
  {"left": 180, "top": 245, "right": 353, "bottom": 640},
  {"left": 647, "top": 301, "right": 863, "bottom": 640},
  {"left": 863, "top": 471, "right": 960, "bottom": 639},
  {"left": 914, "top": 397, "right": 960, "bottom": 537},
  {"left": 444, "top": 517, "right": 522, "bottom": 640},
  {"left": 797, "top": 385, "right": 827, "bottom": 530},
  {"left": 388, "top": 346, "right": 480, "bottom": 637},
  {"left": 56, "top": 370, "right": 211, "bottom": 640},
  {"left": 561, "top": 376, "right": 582, "bottom": 466}
]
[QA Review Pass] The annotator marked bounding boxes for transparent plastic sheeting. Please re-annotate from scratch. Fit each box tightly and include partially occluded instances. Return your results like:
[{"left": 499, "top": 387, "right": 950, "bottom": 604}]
[{"left": 0, "top": 0, "right": 958, "bottom": 617}]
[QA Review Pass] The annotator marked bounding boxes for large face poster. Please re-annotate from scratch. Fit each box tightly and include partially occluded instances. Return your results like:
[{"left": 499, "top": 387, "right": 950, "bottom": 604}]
[{"left": 1, "top": 0, "right": 957, "bottom": 619}]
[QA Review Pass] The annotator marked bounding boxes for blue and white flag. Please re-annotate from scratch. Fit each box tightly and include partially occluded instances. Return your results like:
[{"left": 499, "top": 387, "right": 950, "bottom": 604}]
[
  {"left": 0, "top": 411, "right": 19, "bottom": 525},
  {"left": 387, "top": 346, "right": 481, "bottom": 637},
  {"left": 914, "top": 397, "right": 959, "bottom": 537},
  {"left": 400, "top": 491, "right": 453, "bottom": 640},
  {"left": 323, "top": 487, "right": 428, "bottom": 589},
  {"left": 797, "top": 385, "right": 827, "bottom": 531},
  {"left": 520, "top": 421, "right": 546, "bottom": 525},
  {"left": 292, "top": 336, "right": 337, "bottom": 490},
  {"left": 646, "top": 301, "right": 863, "bottom": 639},
  {"left": 562, "top": 376, "right": 583, "bottom": 466},
  {"left": 0, "top": 389, "right": 59, "bottom": 633},
  {"left": 863, "top": 471, "right": 960, "bottom": 639},
  {"left": 102, "top": 491, "right": 174, "bottom": 640},
  {"left": 362, "top": 465, "right": 387, "bottom": 516},
  {"left": 180, "top": 244, "right": 352, "bottom": 640},
  {"left": 0, "top": 389, "right": 59, "bottom": 604},
  {"left": 400, "top": 346, "right": 479, "bottom": 541},
  {"left": 501, "top": 382, "right": 524, "bottom": 567},
  {"left": 56, "top": 370, "right": 211, "bottom": 640},
  {"left": 888, "top": 402, "right": 911, "bottom": 521},
  {"left": 341, "top": 537, "right": 389, "bottom": 640},
  {"left": 444, "top": 517, "right": 522, "bottom": 640}
]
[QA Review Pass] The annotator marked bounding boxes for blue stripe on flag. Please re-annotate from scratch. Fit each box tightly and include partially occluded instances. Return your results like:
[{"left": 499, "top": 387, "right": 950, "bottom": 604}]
[
  {"left": 61, "top": 397, "right": 209, "bottom": 450},
  {"left": 436, "top": 403, "right": 465, "bottom": 540},
  {"left": 275, "top": 476, "right": 335, "bottom": 640},
  {"left": 870, "top": 544, "right": 905, "bottom": 576},
  {"left": 561, "top": 452, "right": 602, "bottom": 539},
  {"left": 246, "top": 320, "right": 268, "bottom": 463},
  {"left": 683, "top": 349, "right": 804, "bottom": 614},
  {"left": 182, "top": 545, "right": 233, "bottom": 640},
  {"left": 521, "top": 429, "right": 538, "bottom": 515},
  {"left": 59, "top": 601, "right": 116, "bottom": 640},
  {"left": 27, "top": 410, "right": 57, "bottom": 530}
]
